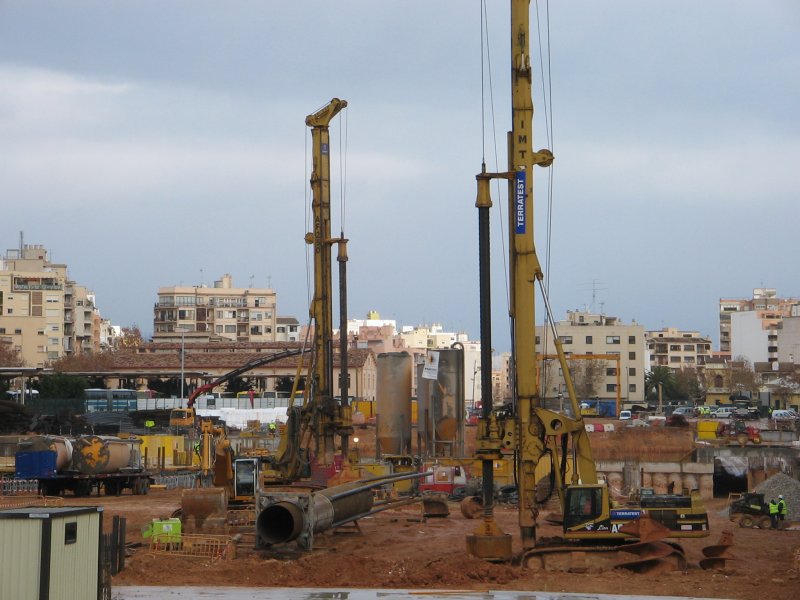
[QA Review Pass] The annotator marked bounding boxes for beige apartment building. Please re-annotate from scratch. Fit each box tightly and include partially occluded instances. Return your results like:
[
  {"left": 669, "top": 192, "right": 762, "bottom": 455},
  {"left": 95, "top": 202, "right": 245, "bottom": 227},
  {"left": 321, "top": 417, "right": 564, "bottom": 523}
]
[
  {"left": 0, "top": 243, "right": 105, "bottom": 367},
  {"left": 535, "top": 311, "right": 646, "bottom": 405},
  {"left": 645, "top": 328, "right": 713, "bottom": 371},
  {"left": 153, "top": 274, "right": 277, "bottom": 343},
  {"left": 719, "top": 288, "right": 800, "bottom": 356}
]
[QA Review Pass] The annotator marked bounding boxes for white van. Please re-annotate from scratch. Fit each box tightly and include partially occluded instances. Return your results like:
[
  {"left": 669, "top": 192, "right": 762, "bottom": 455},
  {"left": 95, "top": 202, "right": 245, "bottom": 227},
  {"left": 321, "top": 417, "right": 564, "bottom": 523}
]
[
  {"left": 619, "top": 410, "right": 632, "bottom": 420},
  {"left": 712, "top": 406, "right": 735, "bottom": 419}
]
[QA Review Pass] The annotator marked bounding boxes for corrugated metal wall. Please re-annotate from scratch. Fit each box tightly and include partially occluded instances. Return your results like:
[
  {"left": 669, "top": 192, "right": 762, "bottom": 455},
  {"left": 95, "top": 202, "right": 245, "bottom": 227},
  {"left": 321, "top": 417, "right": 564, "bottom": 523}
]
[
  {"left": 0, "top": 518, "right": 42, "bottom": 600},
  {"left": 48, "top": 512, "right": 100, "bottom": 600}
]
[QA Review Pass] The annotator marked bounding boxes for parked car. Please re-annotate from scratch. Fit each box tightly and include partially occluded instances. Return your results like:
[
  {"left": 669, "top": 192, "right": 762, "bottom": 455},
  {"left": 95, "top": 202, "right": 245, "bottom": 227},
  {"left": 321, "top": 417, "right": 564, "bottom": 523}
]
[
  {"left": 771, "top": 409, "right": 799, "bottom": 420},
  {"left": 711, "top": 406, "right": 736, "bottom": 419},
  {"left": 670, "top": 406, "right": 695, "bottom": 418},
  {"left": 619, "top": 410, "right": 632, "bottom": 420}
]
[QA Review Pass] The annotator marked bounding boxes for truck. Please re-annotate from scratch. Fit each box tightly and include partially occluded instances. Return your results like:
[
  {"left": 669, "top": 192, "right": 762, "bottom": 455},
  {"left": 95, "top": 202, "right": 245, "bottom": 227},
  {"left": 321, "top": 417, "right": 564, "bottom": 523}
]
[{"left": 14, "top": 435, "right": 151, "bottom": 497}]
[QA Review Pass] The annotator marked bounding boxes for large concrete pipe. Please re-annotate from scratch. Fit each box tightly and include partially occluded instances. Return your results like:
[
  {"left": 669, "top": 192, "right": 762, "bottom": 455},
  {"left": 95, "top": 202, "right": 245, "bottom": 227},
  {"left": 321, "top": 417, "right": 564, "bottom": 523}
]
[
  {"left": 257, "top": 480, "right": 373, "bottom": 546},
  {"left": 257, "top": 470, "right": 433, "bottom": 549}
]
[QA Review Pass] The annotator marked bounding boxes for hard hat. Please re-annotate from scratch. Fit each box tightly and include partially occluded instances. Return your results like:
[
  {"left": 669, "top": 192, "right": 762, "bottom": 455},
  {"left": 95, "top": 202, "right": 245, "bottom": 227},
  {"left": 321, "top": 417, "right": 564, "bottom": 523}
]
[{"left": 779, "top": 494, "right": 783, "bottom": 499}]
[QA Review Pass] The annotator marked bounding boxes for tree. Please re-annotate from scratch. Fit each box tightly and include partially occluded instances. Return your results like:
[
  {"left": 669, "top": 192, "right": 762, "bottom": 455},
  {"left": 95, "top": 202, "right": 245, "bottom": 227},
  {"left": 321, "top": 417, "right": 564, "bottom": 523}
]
[
  {"left": 568, "top": 358, "right": 606, "bottom": 399},
  {"left": 645, "top": 366, "right": 677, "bottom": 402},
  {"left": 0, "top": 342, "right": 23, "bottom": 394},
  {"left": 50, "top": 352, "right": 115, "bottom": 373},
  {"left": 275, "top": 376, "right": 306, "bottom": 394},
  {"left": 0, "top": 341, "right": 23, "bottom": 368},
  {"left": 673, "top": 367, "right": 703, "bottom": 402},
  {"left": 37, "top": 373, "right": 88, "bottom": 399},
  {"left": 117, "top": 325, "right": 145, "bottom": 349},
  {"left": 729, "top": 357, "right": 758, "bottom": 397}
]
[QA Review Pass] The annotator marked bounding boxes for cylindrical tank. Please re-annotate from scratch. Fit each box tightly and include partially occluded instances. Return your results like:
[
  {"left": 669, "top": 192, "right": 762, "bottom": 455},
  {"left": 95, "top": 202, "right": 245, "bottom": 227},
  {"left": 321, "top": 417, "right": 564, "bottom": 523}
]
[
  {"left": 17, "top": 436, "right": 74, "bottom": 472},
  {"left": 416, "top": 347, "right": 465, "bottom": 457},
  {"left": 72, "top": 435, "right": 139, "bottom": 475},
  {"left": 376, "top": 352, "right": 412, "bottom": 455},
  {"left": 257, "top": 480, "right": 375, "bottom": 545}
]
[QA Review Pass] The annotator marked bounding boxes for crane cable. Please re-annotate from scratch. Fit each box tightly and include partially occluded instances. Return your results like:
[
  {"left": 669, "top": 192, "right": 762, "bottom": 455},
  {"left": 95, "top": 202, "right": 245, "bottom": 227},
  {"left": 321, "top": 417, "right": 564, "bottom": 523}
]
[
  {"left": 480, "top": 1, "right": 557, "bottom": 402},
  {"left": 535, "top": 0, "right": 556, "bottom": 400}
]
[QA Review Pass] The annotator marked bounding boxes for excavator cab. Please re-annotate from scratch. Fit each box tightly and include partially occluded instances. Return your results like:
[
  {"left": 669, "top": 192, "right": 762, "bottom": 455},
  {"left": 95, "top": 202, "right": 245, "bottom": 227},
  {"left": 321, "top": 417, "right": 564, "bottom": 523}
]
[
  {"left": 563, "top": 484, "right": 614, "bottom": 539},
  {"left": 233, "top": 458, "right": 259, "bottom": 500}
]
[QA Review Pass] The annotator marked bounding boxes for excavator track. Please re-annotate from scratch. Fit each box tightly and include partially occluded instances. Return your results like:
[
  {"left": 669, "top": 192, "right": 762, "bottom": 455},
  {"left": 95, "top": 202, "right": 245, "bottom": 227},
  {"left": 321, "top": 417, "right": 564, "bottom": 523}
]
[{"left": 521, "top": 540, "right": 686, "bottom": 574}]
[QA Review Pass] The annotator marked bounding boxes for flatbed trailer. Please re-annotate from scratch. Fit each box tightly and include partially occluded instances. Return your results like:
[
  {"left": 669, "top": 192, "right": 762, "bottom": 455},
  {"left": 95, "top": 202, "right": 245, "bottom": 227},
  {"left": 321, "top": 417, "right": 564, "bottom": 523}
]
[
  {"left": 15, "top": 449, "right": 152, "bottom": 497},
  {"left": 31, "top": 470, "right": 152, "bottom": 497}
]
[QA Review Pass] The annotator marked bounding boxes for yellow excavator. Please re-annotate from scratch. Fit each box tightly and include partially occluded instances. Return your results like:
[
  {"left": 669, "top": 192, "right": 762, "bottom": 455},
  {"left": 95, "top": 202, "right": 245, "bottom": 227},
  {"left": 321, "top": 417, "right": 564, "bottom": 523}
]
[{"left": 466, "top": 1, "right": 709, "bottom": 571}]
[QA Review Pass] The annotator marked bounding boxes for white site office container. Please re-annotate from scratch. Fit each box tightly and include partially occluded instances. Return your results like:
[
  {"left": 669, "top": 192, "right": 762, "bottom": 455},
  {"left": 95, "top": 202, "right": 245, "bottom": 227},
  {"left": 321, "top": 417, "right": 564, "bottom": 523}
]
[{"left": 0, "top": 506, "right": 103, "bottom": 600}]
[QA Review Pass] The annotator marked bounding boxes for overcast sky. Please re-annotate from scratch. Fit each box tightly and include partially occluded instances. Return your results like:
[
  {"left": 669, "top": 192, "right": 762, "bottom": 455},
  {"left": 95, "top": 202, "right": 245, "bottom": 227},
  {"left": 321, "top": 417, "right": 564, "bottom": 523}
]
[{"left": 1, "top": 1, "right": 798, "bottom": 352}]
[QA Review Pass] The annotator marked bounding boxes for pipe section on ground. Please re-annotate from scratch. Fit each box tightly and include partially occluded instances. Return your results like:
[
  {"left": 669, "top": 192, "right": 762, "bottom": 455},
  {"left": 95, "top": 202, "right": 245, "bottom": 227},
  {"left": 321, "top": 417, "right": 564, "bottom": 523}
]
[{"left": 257, "top": 470, "right": 433, "bottom": 548}]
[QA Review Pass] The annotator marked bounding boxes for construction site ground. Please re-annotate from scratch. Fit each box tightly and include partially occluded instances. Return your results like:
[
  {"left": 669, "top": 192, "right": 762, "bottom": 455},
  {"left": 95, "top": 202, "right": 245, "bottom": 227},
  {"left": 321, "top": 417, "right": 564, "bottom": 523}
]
[
  {"left": 63, "top": 424, "right": 797, "bottom": 599},
  {"left": 81, "top": 488, "right": 798, "bottom": 599}
]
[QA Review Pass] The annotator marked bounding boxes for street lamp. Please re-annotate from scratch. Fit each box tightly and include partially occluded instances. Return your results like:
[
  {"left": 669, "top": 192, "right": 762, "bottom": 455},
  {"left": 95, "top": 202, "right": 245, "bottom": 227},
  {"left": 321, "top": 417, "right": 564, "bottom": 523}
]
[
  {"left": 471, "top": 362, "right": 481, "bottom": 411},
  {"left": 176, "top": 327, "right": 188, "bottom": 403}
]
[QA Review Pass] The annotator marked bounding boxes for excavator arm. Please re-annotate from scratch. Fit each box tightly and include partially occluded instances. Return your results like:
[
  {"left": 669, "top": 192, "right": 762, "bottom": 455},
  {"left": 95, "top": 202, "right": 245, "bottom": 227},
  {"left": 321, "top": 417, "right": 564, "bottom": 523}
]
[{"left": 185, "top": 348, "right": 307, "bottom": 408}]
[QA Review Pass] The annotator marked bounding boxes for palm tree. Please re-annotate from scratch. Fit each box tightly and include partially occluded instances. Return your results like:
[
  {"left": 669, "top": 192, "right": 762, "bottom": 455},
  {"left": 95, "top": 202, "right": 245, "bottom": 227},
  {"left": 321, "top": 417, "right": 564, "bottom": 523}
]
[{"left": 645, "top": 366, "right": 677, "bottom": 403}]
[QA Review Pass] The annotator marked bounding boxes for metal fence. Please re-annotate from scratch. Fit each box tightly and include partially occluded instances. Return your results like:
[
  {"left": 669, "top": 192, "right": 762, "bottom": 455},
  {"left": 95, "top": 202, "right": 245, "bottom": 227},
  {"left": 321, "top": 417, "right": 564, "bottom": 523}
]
[
  {"left": 152, "top": 473, "right": 197, "bottom": 490},
  {"left": 0, "top": 478, "right": 39, "bottom": 495},
  {"left": 149, "top": 533, "right": 234, "bottom": 561}
]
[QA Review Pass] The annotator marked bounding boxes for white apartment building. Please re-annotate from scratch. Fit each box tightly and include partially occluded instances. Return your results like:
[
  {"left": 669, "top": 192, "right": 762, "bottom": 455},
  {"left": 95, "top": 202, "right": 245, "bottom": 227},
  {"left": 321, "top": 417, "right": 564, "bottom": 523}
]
[
  {"left": 719, "top": 288, "right": 800, "bottom": 355},
  {"left": 0, "top": 243, "right": 107, "bottom": 367},
  {"left": 154, "top": 274, "right": 277, "bottom": 343},
  {"left": 645, "top": 328, "right": 713, "bottom": 371},
  {"left": 535, "top": 311, "right": 646, "bottom": 404}
]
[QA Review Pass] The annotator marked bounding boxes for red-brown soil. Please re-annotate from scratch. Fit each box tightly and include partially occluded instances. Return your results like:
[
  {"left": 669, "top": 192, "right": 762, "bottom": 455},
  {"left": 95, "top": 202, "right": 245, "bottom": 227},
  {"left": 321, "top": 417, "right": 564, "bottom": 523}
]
[{"left": 64, "top": 425, "right": 800, "bottom": 598}]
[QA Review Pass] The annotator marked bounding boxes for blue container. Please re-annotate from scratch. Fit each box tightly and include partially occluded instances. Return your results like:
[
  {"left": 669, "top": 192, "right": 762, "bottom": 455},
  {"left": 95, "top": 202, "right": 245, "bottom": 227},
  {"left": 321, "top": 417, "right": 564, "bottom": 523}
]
[{"left": 15, "top": 450, "right": 57, "bottom": 479}]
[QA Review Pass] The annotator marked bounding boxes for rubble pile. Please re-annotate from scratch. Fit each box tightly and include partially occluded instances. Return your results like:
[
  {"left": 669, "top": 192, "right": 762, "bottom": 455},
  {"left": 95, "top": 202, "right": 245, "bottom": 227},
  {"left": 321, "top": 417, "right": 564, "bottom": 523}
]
[{"left": 755, "top": 472, "right": 800, "bottom": 518}]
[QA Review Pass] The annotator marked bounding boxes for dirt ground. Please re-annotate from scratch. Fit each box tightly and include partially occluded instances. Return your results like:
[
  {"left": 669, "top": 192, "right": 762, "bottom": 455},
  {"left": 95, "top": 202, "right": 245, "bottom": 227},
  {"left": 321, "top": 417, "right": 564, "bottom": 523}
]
[{"left": 68, "top": 425, "right": 800, "bottom": 599}]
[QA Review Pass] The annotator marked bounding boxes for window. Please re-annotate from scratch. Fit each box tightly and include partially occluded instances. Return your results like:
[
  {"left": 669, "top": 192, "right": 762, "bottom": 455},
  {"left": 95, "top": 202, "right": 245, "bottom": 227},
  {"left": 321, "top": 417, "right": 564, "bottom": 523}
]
[
  {"left": 6, "top": 309, "right": 11, "bottom": 315},
  {"left": 629, "top": 367, "right": 636, "bottom": 376},
  {"left": 629, "top": 352, "right": 636, "bottom": 360},
  {"left": 250, "top": 326, "right": 262, "bottom": 335},
  {"left": 606, "top": 336, "right": 620, "bottom": 345},
  {"left": 50, "top": 325, "right": 59, "bottom": 332},
  {"left": 606, "top": 368, "right": 617, "bottom": 376},
  {"left": 15, "top": 329, "right": 22, "bottom": 335},
  {"left": 277, "top": 326, "right": 286, "bottom": 333},
  {"left": 629, "top": 384, "right": 637, "bottom": 393},
  {"left": 64, "top": 522, "right": 77, "bottom": 544},
  {"left": 560, "top": 336, "right": 573, "bottom": 345},
  {"left": 683, "top": 344, "right": 694, "bottom": 351},
  {"left": 215, "top": 325, "right": 223, "bottom": 333},
  {"left": 628, "top": 336, "right": 636, "bottom": 344},
  {"left": 606, "top": 384, "right": 617, "bottom": 392},
  {"left": 670, "top": 356, "right": 681, "bottom": 363},
  {"left": 535, "top": 336, "right": 541, "bottom": 344},
  {"left": 0, "top": 328, "right": 4, "bottom": 334},
  {"left": 670, "top": 344, "right": 681, "bottom": 351},
  {"left": 585, "top": 335, "right": 593, "bottom": 344},
  {"left": 224, "top": 325, "right": 236, "bottom": 333}
]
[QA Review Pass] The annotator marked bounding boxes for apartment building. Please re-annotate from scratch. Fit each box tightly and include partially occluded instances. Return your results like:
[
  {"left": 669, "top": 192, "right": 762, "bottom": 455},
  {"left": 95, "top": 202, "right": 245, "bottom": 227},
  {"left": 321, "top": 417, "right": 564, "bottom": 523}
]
[
  {"left": 0, "top": 244, "right": 106, "bottom": 367},
  {"left": 645, "top": 327, "right": 713, "bottom": 371},
  {"left": 535, "top": 310, "right": 646, "bottom": 404},
  {"left": 719, "top": 288, "right": 800, "bottom": 355},
  {"left": 153, "top": 274, "right": 277, "bottom": 343}
]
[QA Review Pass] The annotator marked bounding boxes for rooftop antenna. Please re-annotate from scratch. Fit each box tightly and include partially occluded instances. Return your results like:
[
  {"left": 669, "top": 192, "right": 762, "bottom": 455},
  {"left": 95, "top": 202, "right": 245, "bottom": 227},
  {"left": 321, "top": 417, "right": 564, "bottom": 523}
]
[
  {"left": 267, "top": 275, "right": 272, "bottom": 289},
  {"left": 249, "top": 275, "right": 255, "bottom": 288},
  {"left": 19, "top": 231, "right": 24, "bottom": 253},
  {"left": 200, "top": 268, "right": 204, "bottom": 286}
]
